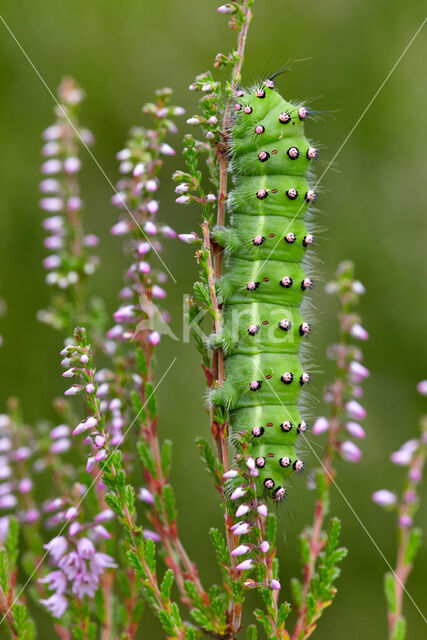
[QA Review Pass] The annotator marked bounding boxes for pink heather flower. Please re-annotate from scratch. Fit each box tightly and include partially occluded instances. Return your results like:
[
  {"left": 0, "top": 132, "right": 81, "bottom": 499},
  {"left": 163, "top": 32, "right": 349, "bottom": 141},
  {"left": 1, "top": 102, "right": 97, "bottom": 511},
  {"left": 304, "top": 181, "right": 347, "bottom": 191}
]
[
  {"left": 160, "top": 225, "right": 177, "bottom": 239},
  {"left": 0, "top": 495, "right": 17, "bottom": 509},
  {"left": 40, "top": 593, "right": 68, "bottom": 618},
  {"left": 62, "top": 368, "right": 76, "bottom": 378},
  {"left": 41, "top": 141, "right": 59, "bottom": 160},
  {"left": 94, "top": 525, "right": 111, "bottom": 539},
  {"left": 391, "top": 449, "right": 412, "bottom": 466},
  {"left": 42, "top": 125, "right": 61, "bottom": 140},
  {"left": 144, "top": 221, "right": 157, "bottom": 235},
  {"left": 106, "top": 325, "right": 123, "bottom": 340},
  {"left": 353, "top": 385, "right": 364, "bottom": 398},
  {"left": 44, "top": 536, "right": 68, "bottom": 562},
  {"left": 65, "top": 507, "right": 78, "bottom": 521},
  {"left": 64, "top": 157, "right": 81, "bottom": 174},
  {"left": 77, "top": 537, "right": 95, "bottom": 559},
  {"left": 349, "top": 361, "right": 370, "bottom": 382},
  {"left": 18, "top": 478, "right": 33, "bottom": 494},
  {"left": 257, "top": 504, "right": 268, "bottom": 517},
  {"left": 83, "top": 234, "right": 99, "bottom": 247},
  {"left": 235, "top": 504, "right": 249, "bottom": 518},
  {"left": 42, "top": 255, "right": 61, "bottom": 270},
  {"left": 399, "top": 515, "right": 413, "bottom": 528},
  {"left": 44, "top": 236, "right": 63, "bottom": 250},
  {"left": 152, "top": 285, "right": 166, "bottom": 299},
  {"left": 147, "top": 200, "right": 159, "bottom": 214},
  {"left": 94, "top": 435, "right": 105, "bottom": 448},
  {"left": 159, "top": 143, "right": 175, "bottom": 156},
  {"left": 245, "top": 457, "right": 255, "bottom": 470},
  {"left": 207, "top": 193, "right": 216, "bottom": 202},
  {"left": 350, "top": 323, "right": 369, "bottom": 341},
  {"left": 111, "top": 220, "right": 130, "bottom": 235},
  {"left": 175, "top": 183, "right": 189, "bottom": 194},
  {"left": 67, "top": 196, "right": 82, "bottom": 211},
  {"left": 178, "top": 232, "right": 200, "bottom": 244},
  {"left": 86, "top": 456, "right": 96, "bottom": 473},
  {"left": 352, "top": 280, "right": 366, "bottom": 295},
  {"left": 417, "top": 380, "right": 427, "bottom": 395},
  {"left": 0, "top": 517, "right": 9, "bottom": 543},
  {"left": 15, "top": 446, "right": 31, "bottom": 462},
  {"left": 313, "top": 416, "right": 330, "bottom": 434},
  {"left": 90, "top": 552, "right": 117, "bottom": 575},
  {"left": 50, "top": 438, "right": 71, "bottom": 454},
  {"left": 113, "top": 306, "right": 134, "bottom": 323},
  {"left": 346, "top": 400, "right": 366, "bottom": 420},
  {"left": 223, "top": 469, "right": 239, "bottom": 479},
  {"left": 95, "top": 449, "right": 108, "bottom": 462},
  {"left": 85, "top": 383, "right": 95, "bottom": 394},
  {"left": 40, "top": 197, "right": 63, "bottom": 212},
  {"left": 346, "top": 422, "right": 365, "bottom": 439},
  {"left": 73, "top": 422, "right": 90, "bottom": 435},
  {"left": 95, "top": 509, "right": 114, "bottom": 523},
  {"left": 231, "top": 544, "right": 250, "bottom": 556},
  {"left": 116, "top": 148, "right": 131, "bottom": 161},
  {"left": 133, "top": 162, "right": 144, "bottom": 177},
  {"left": 236, "top": 559, "right": 254, "bottom": 571},
  {"left": 138, "top": 261, "right": 151, "bottom": 274},
  {"left": 233, "top": 522, "right": 250, "bottom": 536},
  {"left": 372, "top": 490, "right": 397, "bottom": 506},
  {"left": 401, "top": 439, "right": 419, "bottom": 454},
  {"left": 80, "top": 354, "right": 90, "bottom": 364},
  {"left": 44, "top": 498, "right": 63, "bottom": 513},
  {"left": 176, "top": 195, "right": 191, "bottom": 204},
  {"left": 404, "top": 490, "right": 417, "bottom": 504},
  {"left": 186, "top": 117, "right": 200, "bottom": 125},
  {"left": 25, "top": 508, "right": 40, "bottom": 523},
  {"left": 142, "top": 530, "right": 161, "bottom": 542},
  {"left": 230, "top": 487, "right": 247, "bottom": 501},
  {"left": 109, "top": 398, "right": 121, "bottom": 411},
  {"left": 40, "top": 178, "right": 60, "bottom": 193},
  {"left": 139, "top": 488, "right": 154, "bottom": 504},
  {"left": 409, "top": 468, "right": 422, "bottom": 483},
  {"left": 340, "top": 441, "right": 362, "bottom": 462},
  {"left": 42, "top": 159, "right": 62, "bottom": 174},
  {"left": 65, "top": 385, "right": 83, "bottom": 397},
  {"left": 260, "top": 541, "right": 270, "bottom": 553},
  {"left": 217, "top": 4, "right": 236, "bottom": 14},
  {"left": 0, "top": 438, "right": 11, "bottom": 453},
  {"left": 39, "top": 570, "right": 67, "bottom": 594},
  {"left": 43, "top": 216, "right": 63, "bottom": 231},
  {"left": 69, "top": 522, "right": 81, "bottom": 536},
  {"left": 137, "top": 241, "right": 151, "bottom": 255},
  {"left": 149, "top": 331, "right": 161, "bottom": 346},
  {"left": 270, "top": 579, "right": 281, "bottom": 591}
]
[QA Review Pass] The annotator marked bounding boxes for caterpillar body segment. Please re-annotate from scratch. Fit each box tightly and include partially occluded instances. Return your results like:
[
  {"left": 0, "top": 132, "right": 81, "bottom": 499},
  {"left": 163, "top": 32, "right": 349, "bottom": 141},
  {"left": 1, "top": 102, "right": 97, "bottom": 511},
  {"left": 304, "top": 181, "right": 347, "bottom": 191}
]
[{"left": 213, "top": 80, "right": 316, "bottom": 500}]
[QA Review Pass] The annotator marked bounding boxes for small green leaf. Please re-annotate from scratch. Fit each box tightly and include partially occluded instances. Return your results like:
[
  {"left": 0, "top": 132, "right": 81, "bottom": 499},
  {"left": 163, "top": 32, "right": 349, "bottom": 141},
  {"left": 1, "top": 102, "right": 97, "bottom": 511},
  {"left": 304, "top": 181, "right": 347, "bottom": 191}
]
[
  {"left": 160, "top": 569, "right": 175, "bottom": 602},
  {"left": 384, "top": 572, "right": 397, "bottom": 614},
  {"left": 163, "top": 485, "right": 178, "bottom": 524},
  {"left": 392, "top": 616, "right": 406, "bottom": 640},
  {"left": 291, "top": 577, "right": 303, "bottom": 608},
  {"left": 145, "top": 383, "right": 157, "bottom": 420},
  {"left": 247, "top": 624, "right": 258, "bottom": 640},
  {"left": 161, "top": 440, "right": 173, "bottom": 477},
  {"left": 136, "top": 347, "right": 148, "bottom": 377},
  {"left": 404, "top": 528, "right": 422, "bottom": 565}
]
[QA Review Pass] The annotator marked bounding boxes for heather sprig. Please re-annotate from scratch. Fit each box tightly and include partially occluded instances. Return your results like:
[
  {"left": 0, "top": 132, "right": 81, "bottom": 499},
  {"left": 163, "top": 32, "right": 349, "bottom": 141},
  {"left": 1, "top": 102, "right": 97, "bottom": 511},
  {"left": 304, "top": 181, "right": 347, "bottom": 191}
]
[
  {"left": 373, "top": 385, "right": 427, "bottom": 640},
  {"left": 291, "top": 261, "right": 367, "bottom": 638},
  {"left": 38, "top": 77, "right": 102, "bottom": 337}
]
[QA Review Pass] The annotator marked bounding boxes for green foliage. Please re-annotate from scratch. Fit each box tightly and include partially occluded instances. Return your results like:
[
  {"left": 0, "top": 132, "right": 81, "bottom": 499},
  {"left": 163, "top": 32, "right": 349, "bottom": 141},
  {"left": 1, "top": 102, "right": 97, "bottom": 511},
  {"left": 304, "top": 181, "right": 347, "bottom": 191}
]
[
  {"left": 12, "top": 603, "right": 36, "bottom": 640},
  {"left": 137, "top": 439, "right": 156, "bottom": 477},
  {"left": 161, "top": 569, "right": 175, "bottom": 601},
  {"left": 161, "top": 439, "right": 173, "bottom": 477},
  {"left": 162, "top": 485, "right": 178, "bottom": 524},
  {"left": 384, "top": 572, "right": 397, "bottom": 614},
  {"left": 392, "top": 617, "right": 407, "bottom": 640},
  {"left": 404, "top": 528, "right": 422, "bottom": 565},
  {"left": 209, "top": 528, "right": 230, "bottom": 574},
  {"left": 247, "top": 624, "right": 258, "bottom": 640},
  {"left": 196, "top": 438, "right": 218, "bottom": 481}
]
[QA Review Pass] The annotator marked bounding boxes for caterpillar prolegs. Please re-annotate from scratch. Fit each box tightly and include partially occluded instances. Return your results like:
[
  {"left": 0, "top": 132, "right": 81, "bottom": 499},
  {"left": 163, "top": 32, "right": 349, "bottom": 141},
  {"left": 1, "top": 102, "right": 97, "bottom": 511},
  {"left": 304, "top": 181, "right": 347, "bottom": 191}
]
[{"left": 211, "top": 79, "right": 317, "bottom": 501}]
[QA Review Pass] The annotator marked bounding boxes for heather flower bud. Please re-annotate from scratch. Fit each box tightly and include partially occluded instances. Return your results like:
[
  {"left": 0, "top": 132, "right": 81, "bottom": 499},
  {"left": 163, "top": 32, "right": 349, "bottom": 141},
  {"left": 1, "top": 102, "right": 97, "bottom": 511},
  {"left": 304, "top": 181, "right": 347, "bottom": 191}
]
[
  {"left": 313, "top": 416, "right": 330, "bottom": 434},
  {"left": 217, "top": 3, "right": 236, "bottom": 13},
  {"left": 231, "top": 544, "right": 250, "bottom": 556},
  {"left": 230, "top": 486, "right": 247, "bottom": 500},
  {"left": 340, "top": 440, "right": 362, "bottom": 462},
  {"left": 260, "top": 541, "right": 270, "bottom": 553},
  {"left": 417, "top": 380, "right": 427, "bottom": 395},
  {"left": 233, "top": 522, "right": 250, "bottom": 535},
  {"left": 159, "top": 143, "right": 175, "bottom": 156},
  {"left": 372, "top": 489, "right": 397, "bottom": 506},
  {"left": 350, "top": 323, "right": 369, "bottom": 341},
  {"left": 349, "top": 361, "right": 370, "bottom": 381},
  {"left": 85, "top": 384, "right": 95, "bottom": 394},
  {"left": 345, "top": 400, "right": 366, "bottom": 420},
  {"left": 64, "top": 385, "right": 83, "bottom": 396},
  {"left": 236, "top": 559, "right": 254, "bottom": 571},
  {"left": 345, "top": 421, "right": 365, "bottom": 439},
  {"left": 175, "top": 183, "right": 190, "bottom": 194},
  {"left": 235, "top": 504, "right": 249, "bottom": 517},
  {"left": 270, "top": 579, "right": 281, "bottom": 590},
  {"left": 176, "top": 195, "right": 191, "bottom": 204},
  {"left": 399, "top": 515, "right": 413, "bottom": 528},
  {"left": 139, "top": 488, "right": 154, "bottom": 504},
  {"left": 223, "top": 469, "right": 239, "bottom": 479},
  {"left": 257, "top": 504, "right": 268, "bottom": 517}
]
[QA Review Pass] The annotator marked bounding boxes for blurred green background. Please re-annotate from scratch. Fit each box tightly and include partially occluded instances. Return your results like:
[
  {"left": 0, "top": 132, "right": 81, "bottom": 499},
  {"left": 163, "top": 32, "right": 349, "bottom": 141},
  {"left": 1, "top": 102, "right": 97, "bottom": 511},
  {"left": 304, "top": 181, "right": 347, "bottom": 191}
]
[{"left": 0, "top": 0, "right": 426, "bottom": 637}]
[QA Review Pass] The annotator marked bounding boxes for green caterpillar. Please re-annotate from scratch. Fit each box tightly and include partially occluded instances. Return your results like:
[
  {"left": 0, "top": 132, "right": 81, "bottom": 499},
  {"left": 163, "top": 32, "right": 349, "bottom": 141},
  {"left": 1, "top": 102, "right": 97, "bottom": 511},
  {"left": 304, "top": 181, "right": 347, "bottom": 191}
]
[{"left": 212, "top": 77, "right": 317, "bottom": 501}]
